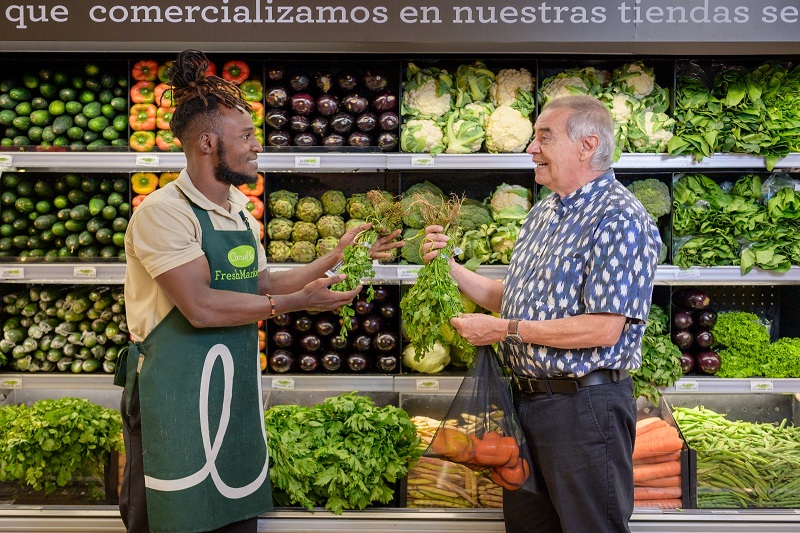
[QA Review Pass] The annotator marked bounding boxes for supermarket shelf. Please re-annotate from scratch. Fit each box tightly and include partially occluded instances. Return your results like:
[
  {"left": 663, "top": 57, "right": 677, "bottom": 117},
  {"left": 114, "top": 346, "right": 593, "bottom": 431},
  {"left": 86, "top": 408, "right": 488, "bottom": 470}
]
[
  {"left": 265, "top": 374, "right": 394, "bottom": 392},
  {"left": 2, "top": 151, "right": 800, "bottom": 173},
  {"left": 667, "top": 377, "right": 800, "bottom": 394},
  {"left": 0, "top": 263, "right": 126, "bottom": 284},
  {"left": 654, "top": 266, "right": 800, "bottom": 286}
]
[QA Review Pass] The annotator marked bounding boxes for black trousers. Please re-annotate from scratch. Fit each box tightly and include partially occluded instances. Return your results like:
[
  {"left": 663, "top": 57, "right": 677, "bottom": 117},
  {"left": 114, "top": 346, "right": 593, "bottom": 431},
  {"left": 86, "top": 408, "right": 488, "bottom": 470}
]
[
  {"left": 503, "top": 378, "right": 637, "bottom": 533},
  {"left": 120, "top": 385, "right": 259, "bottom": 533}
]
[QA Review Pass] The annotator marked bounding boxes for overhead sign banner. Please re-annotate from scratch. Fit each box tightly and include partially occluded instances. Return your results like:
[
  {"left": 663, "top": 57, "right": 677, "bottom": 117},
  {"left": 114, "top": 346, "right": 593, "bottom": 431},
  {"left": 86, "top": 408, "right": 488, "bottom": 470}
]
[{"left": 0, "top": 0, "right": 798, "bottom": 53}]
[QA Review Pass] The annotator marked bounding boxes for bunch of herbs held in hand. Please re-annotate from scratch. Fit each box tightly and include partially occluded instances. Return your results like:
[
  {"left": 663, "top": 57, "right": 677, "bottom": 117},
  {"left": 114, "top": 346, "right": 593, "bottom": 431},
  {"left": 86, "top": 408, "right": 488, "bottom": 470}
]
[
  {"left": 400, "top": 193, "right": 472, "bottom": 359},
  {"left": 332, "top": 190, "right": 402, "bottom": 336}
]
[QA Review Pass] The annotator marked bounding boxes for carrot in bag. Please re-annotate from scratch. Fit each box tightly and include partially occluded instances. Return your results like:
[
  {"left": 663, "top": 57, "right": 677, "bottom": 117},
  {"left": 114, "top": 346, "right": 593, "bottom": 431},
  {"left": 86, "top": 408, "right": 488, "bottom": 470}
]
[
  {"left": 431, "top": 428, "right": 474, "bottom": 463},
  {"left": 490, "top": 457, "right": 530, "bottom": 491}
]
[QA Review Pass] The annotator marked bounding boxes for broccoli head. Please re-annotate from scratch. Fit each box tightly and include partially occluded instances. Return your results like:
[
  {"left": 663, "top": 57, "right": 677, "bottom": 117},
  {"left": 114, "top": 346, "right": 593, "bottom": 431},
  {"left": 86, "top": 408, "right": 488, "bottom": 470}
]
[{"left": 626, "top": 178, "right": 671, "bottom": 220}]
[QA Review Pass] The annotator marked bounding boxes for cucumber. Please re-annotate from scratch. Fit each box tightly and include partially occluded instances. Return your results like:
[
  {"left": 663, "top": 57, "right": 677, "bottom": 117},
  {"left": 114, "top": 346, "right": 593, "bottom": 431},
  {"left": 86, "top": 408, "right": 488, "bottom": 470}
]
[
  {"left": 51, "top": 115, "right": 73, "bottom": 135},
  {"left": 88, "top": 116, "right": 110, "bottom": 133}
]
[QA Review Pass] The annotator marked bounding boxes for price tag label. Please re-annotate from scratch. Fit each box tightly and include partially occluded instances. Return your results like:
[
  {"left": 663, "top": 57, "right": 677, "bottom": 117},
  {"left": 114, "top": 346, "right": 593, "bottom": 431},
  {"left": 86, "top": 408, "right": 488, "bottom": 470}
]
[
  {"left": 136, "top": 154, "right": 160, "bottom": 166},
  {"left": 295, "top": 156, "right": 320, "bottom": 168},
  {"left": 74, "top": 266, "right": 97, "bottom": 278},
  {"left": 411, "top": 155, "right": 435, "bottom": 167},
  {"left": 0, "top": 267, "right": 24, "bottom": 279},
  {"left": 0, "top": 378, "right": 22, "bottom": 389},
  {"left": 0, "top": 154, "right": 13, "bottom": 167},
  {"left": 750, "top": 380, "right": 774, "bottom": 392},
  {"left": 271, "top": 378, "right": 295, "bottom": 390},
  {"left": 675, "top": 380, "right": 699, "bottom": 391},
  {"left": 416, "top": 379, "right": 440, "bottom": 391},
  {"left": 674, "top": 268, "right": 700, "bottom": 279},
  {"left": 398, "top": 266, "right": 422, "bottom": 279}
]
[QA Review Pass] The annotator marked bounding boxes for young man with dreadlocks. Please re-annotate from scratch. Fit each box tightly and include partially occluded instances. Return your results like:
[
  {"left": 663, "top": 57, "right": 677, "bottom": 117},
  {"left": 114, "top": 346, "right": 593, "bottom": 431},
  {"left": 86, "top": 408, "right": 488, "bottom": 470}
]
[{"left": 116, "top": 49, "right": 401, "bottom": 533}]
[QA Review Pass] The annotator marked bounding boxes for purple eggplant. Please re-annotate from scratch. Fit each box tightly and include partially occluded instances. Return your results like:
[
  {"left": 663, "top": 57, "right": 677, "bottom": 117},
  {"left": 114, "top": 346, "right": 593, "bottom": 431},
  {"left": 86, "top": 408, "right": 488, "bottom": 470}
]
[
  {"left": 265, "top": 109, "right": 288, "bottom": 129},
  {"left": 673, "top": 289, "right": 711, "bottom": 310},
  {"left": 289, "top": 115, "right": 310, "bottom": 133},
  {"left": 266, "top": 87, "right": 289, "bottom": 108},
  {"left": 352, "top": 335, "right": 371, "bottom": 352},
  {"left": 377, "top": 132, "right": 398, "bottom": 151},
  {"left": 300, "top": 335, "right": 322, "bottom": 353},
  {"left": 695, "top": 309, "right": 718, "bottom": 328},
  {"left": 289, "top": 72, "right": 310, "bottom": 92},
  {"left": 373, "top": 286, "right": 390, "bottom": 301},
  {"left": 311, "top": 117, "right": 329, "bottom": 137},
  {"left": 364, "top": 70, "right": 389, "bottom": 92},
  {"left": 379, "top": 112, "right": 399, "bottom": 131},
  {"left": 371, "top": 90, "right": 397, "bottom": 112},
  {"left": 315, "top": 71, "right": 334, "bottom": 93},
  {"left": 696, "top": 351, "right": 721, "bottom": 374},
  {"left": 293, "top": 132, "right": 317, "bottom": 147},
  {"left": 347, "top": 353, "right": 368, "bottom": 372},
  {"left": 294, "top": 315, "right": 313, "bottom": 332},
  {"left": 342, "top": 94, "right": 368, "bottom": 115},
  {"left": 379, "top": 302, "right": 397, "bottom": 319},
  {"left": 272, "top": 313, "right": 291, "bottom": 327},
  {"left": 348, "top": 132, "right": 372, "bottom": 147},
  {"left": 321, "top": 351, "right": 341, "bottom": 371},
  {"left": 322, "top": 134, "right": 346, "bottom": 147},
  {"left": 291, "top": 93, "right": 315, "bottom": 116},
  {"left": 361, "top": 316, "right": 382, "bottom": 335},
  {"left": 672, "top": 310, "right": 693, "bottom": 330},
  {"left": 315, "top": 318, "right": 335, "bottom": 337},
  {"left": 269, "top": 350, "right": 293, "bottom": 373},
  {"left": 356, "top": 112, "right": 378, "bottom": 133},
  {"left": 299, "top": 354, "right": 319, "bottom": 372},
  {"left": 266, "top": 130, "right": 291, "bottom": 147},
  {"left": 354, "top": 299, "right": 374, "bottom": 316},
  {"left": 267, "top": 65, "right": 285, "bottom": 82},
  {"left": 672, "top": 330, "right": 693, "bottom": 350},
  {"left": 694, "top": 330, "right": 714, "bottom": 348},
  {"left": 377, "top": 355, "right": 397, "bottom": 372},
  {"left": 374, "top": 332, "right": 397, "bottom": 352},
  {"left": 316, "top": 94, "right": 339, "bottom": 117},
  {"left": 337, "top": 71, "right": 359, "bottom": 92},
  {"left": 330, "top": 335, "right": 348, "bottom": 350},
  {"left": 272, "top": 330, "right": 293, "bottom": 348},
  {"left": 330, "top": 112, "right": 354, "bottom": 134},
  {"left": 680, "top": 352, "right": 695, "bottom": 374}
]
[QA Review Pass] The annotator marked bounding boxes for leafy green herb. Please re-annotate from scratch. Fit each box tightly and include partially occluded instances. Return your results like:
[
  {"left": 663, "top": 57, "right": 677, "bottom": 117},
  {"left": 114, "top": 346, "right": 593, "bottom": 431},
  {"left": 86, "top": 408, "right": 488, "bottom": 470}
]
[
  {"left": 264, "top": 392, "right": 421, "bottom": 514},
  {"left": 630, "top": 304, "right": 683, "bottom": 405},
  {"left": 711, "top": 311, "right": 771, "bottom": 378}
]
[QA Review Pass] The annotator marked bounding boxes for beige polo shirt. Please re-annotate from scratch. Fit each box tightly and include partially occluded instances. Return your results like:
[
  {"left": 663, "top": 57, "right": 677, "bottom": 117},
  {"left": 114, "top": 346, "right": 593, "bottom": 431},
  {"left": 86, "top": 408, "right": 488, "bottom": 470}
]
[{"left": 124, "top": 170, "right": 267, "bottom": 342}]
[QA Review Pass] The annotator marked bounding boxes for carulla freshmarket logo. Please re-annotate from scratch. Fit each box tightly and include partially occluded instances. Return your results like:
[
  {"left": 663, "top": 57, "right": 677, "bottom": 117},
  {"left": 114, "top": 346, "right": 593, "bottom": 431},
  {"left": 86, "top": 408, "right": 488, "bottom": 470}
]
[{"left": 227, "top": 245, "right": 255, "bottom": 268}]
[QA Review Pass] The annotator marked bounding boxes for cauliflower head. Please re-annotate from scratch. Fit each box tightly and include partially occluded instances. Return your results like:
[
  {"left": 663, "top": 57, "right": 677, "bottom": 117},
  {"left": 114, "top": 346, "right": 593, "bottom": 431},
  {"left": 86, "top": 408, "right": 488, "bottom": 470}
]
[
  {"left": 484, "top": 105, "right": 533, "bottom": 153},
  {"left": 444, "top": 114, "right": 485, "bottom": 154},
  {"left": 613, "top": 61, "right": 656, "bottom": 99},
  {"left": 489, "top": 68, "right": 534, "bottom": 107},
  {"left": 627, "top": 110, "right": 675, "bottom": 153},
  {"left": 626, "top": 178, "right": 671, "bottom": 220},
  {"left": 403, "top": 78, "right": 451, "bottom": 118},
  {"left": 400, "top": 118, "right": 445, "bottom": 154},
  {"left": 460, "top": 101, "right": 494, "bottom": 127}
]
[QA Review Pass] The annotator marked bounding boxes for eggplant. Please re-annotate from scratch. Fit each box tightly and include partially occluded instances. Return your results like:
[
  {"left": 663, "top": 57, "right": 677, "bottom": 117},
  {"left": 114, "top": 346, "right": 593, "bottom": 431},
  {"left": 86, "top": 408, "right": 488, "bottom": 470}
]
[
  {"left": 293, "top": 132, "right": 317, "bottom": 147},
  {"left": 354, "top": 299, "right": 374, "bottom": 316},
  {"left": 348, "top": 132, "right": 372, "bottom": 147},
  {"left": 377, "top": 355, "right": 397, "bottom": 372},
  {"left": 330, "top": 112, "right": 354, "bottom": 134},
  {"left": 371, "top": 90, "right": 397, "bottom": 112},
  {"left": 289, "top": 115, "right": 310, "bottom": 132},
  {"left": 356, "top": 112, "right": 378, "bottom": 133},
  {"left": 291, "top": 93, "right": 315, "bottom": 116},
  {"left": 315, "top": 318, "right": 335, "bottom": 337},
  {"left": 352, "top": 335, "right": 371, "bottom": 352},
  {"left": 680, "top": 352, "right": 695, "bottom": 374},
  {"left": 322, "top": 134, "right": 346, "bottom": 147},
  {"left": 378, "top": 111, "right": 399, "bottom": 131},
  {"left": 294, "top": 315, "right": 313, "bottom": 332},
  {"left": 269, "top": 350, "right": 293, "bottom": 373},
  {"left": 379, "top": 302, "right": 397, "bottom": 319},
  {"left": 342, "top": 94, "right": 368, "bottom": 115},
  {"left": 361, "top": 316, "right": 382, "bottom": 335},
  {"left": 364, "top": 70, "right": 389, "bottom": 92},
  {"left": 672, "top": 330, "right": 693, "bottom": 350},
  {"left": 266, "top": 87, "right": 289, "bottom": 108},
  {"left": 696, "top": 351, "right": 721, "bottom": 374},
  {"left": 289, "top": 72, "right": 310, "bottom": 92},
  {"left": 695, "top": 309, "right": 718, "bottom": 328},
  {"left": 673, "top": 289, "right": 710, "bottom": 310},
  {"left": 310, "top": 117, "right": 329, "bottom": 137},
  {"left": 265, "top": 109, "right": 288, "bottom": 129},
  {"left": 316, "top": 94, "right": 340, "bottom": 117},
  {"left": 374, "top": 332, "right": 397, "bottom": 352},
  {"left": 266, "top": 130, "right": 291, "bottom": 147},
  {"left": 267, "top": 65, "right": 285, "bottom": 82},
  {"left": 321, "top": 351, "right": 341, "bottom": 371},
  {"left": 330, "top": 335, "right": 348, "bottom": 350},
  {"left": 272, "top": 313, "right": 291, "bottom": 327},
  {"left": 694, "top": 330, "right": 714, "bottom": 348},
  {"left": 337, "top": 71, "right": 359, "bottom": 91},
  {"left": 347, "top": 353, "right": 368, "bottom": 372},
  {"left": 672, "top": 310, "right": 693, "bottom": 330},
  {"left": 377, "top": 132, "right": 398, "bottom": 151},
  {"left": 348, "top": 315, "right": 360, "bottom": 331},
  {"left": 300, "top": 334, "right": 322, "bottom": 353},
  {"left": 299, "top": 354, "right": 319, "bottom": 372},
  {"left": 373, "top": 286, "right": 390, "bottom": 301},
  {"left": 272, "top": 330, "right": 293, "bottom": 348},
  {"left": 314, "top": 71, "right": 334, "bottom": 93}
]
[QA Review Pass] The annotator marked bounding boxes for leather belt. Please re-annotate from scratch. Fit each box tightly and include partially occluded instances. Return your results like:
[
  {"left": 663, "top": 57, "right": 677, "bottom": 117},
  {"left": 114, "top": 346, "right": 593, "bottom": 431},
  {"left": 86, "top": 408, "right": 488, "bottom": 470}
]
[{"left": 512, "top": 369, "right": 629, "bottom": 395}]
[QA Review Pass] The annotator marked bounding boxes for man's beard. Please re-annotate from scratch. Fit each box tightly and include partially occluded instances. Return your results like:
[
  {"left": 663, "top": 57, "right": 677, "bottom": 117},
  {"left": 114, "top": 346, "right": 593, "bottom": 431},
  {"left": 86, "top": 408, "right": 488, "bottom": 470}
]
[{"left": 215, "top": 141, "right": 256, "bottom": 187}]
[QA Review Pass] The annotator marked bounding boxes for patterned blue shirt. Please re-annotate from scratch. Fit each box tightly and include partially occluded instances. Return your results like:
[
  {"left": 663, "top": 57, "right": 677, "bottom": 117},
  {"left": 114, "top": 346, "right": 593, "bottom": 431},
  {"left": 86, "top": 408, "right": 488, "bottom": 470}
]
[{"left": 500, "top": 170, "right": 660, "bottom": 378}]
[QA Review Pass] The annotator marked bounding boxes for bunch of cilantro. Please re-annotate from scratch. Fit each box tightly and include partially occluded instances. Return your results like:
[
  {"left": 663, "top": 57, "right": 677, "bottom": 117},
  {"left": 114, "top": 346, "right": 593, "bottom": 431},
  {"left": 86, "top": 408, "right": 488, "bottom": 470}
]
[{"left": 264, "top": 392, "right": 421, "bottom": 514}]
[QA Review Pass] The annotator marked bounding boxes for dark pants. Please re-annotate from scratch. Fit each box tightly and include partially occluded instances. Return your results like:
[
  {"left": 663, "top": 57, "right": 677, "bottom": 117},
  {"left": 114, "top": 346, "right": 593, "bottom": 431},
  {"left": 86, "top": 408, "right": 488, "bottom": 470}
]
[
  {"left": 503, "top": 377, "right": 637, "bottom": 533},
  {"left": 120, "top": 385, "right": 259, "bottom": 533}
]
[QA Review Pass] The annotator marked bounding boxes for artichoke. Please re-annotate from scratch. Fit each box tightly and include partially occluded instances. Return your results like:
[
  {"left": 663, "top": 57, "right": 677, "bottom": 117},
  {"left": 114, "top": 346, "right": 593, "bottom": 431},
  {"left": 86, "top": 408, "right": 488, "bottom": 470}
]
[
  {"left": 345, "top": 218, "right": 366, "bottom": 232},
  {"left": 291, "top": 221, "right": 319, "bottom": 243},
  {"left": 315, "top": 237, "right": 339, "bottom": 257},
  {"left": 316, "top": 215, "right": 346, "bottom": 239},
  {"left": 291, "top": 241, "right": 316, "bottom": 263},
  {"left": 346, "top": 193, "right": 372, "bottom": 220},
  {"left": 320, "top": 189, "right": 347, "bottom": 215},
  {"left": 267, "top": 240, "right": 293, "bottom": 262},
  {"left": 268, "top": 190, "right": 298, "bottom": 218},
  {"left": 267, "top": 217, "right": 294, "bottom": 241},
  {"left": 295, "top": 197, "right": 324, "bottom": 222}
]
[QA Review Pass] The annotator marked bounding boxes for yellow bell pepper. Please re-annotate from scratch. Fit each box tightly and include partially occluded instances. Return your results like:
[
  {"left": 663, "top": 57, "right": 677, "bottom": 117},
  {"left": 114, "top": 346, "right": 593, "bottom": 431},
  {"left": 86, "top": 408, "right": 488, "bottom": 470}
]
[
  {"left": 158, "top": 172, "right": 180, "bottom": 188},
  {"left": 131, "top": 172, "right": 159, "bottom": 195}
]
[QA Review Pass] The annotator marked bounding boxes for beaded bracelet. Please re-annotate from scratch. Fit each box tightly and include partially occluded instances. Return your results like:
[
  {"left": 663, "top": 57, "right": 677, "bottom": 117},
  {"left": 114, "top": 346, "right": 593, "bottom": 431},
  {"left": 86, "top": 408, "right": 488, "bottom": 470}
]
[{"left": 265, "top": 293, "right": 276, "bottom": 319}]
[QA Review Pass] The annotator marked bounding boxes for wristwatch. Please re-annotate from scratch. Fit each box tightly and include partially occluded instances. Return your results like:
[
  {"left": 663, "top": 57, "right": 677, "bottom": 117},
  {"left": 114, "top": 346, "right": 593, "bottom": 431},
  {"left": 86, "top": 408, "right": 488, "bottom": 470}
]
[{"left": 505, "top": 319, "right": 523, "bottom": 346}]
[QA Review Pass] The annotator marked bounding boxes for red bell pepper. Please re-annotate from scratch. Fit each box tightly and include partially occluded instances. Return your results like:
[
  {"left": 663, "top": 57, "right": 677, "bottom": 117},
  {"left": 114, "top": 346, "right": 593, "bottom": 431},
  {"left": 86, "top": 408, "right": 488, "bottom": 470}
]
[
  {"left": 155, "top": 107, "right": 174, "bottom": 130},
  {"left": 154, "top": 83, "right": 175, "bottom": 108},
  {"left": 157, "top": 60, "right": 174, "bottom": 83},
  {"left": 245, "top": 196, "right": 264, "bottom": 219},
  {"left": 132, "top": 60, "right": 159, "bottom": 82},
  {"left": 129, "top": 104, "right": 157, "bottom": 131},
  {"left": 129, "top": 131, "right": 156, "bottom": 152},
  {"left": 237, "top": 173, "right": 264, "bottom": 196},
  {"left": 222, "top": 60, "right": 250, "bottom": 85},
  {"left": 249, "top": 101, "right": 265, "bottom": 127},
  {"left": 205, "top": 61, "right": 217, "bottom": 77},
  {"left": 156, "top": 130, "right": 182, "bottom": 152},
  {"left": 239, "top": 79, "right": 263, "bottom": 102},
  {"left": 132, "top": 194, "right": 149, "bottom": 210},
  {"left": 130, "top": 81, "right": 156, "bottom": 104}
]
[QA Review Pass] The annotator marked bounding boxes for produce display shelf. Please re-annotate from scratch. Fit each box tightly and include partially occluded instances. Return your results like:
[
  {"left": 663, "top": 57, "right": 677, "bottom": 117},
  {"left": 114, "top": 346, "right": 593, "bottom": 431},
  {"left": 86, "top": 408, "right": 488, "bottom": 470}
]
[
  {"left": 0, "top": 263, "right": 126, "bottom": 284},
  {"left": 1, "top": 152, "right": 800, "bottom": 173}
]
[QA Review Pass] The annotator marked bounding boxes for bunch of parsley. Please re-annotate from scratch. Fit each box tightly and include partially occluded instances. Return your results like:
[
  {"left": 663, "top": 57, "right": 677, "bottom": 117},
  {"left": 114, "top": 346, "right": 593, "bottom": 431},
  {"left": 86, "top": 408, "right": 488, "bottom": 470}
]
[{"left": 631, "top": 304, "right": 683, "bottom": 405}]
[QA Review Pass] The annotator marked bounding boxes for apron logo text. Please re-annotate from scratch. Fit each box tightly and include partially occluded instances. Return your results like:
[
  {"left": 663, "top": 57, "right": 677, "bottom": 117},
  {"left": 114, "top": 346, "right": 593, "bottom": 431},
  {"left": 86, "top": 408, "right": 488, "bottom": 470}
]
[
  {"left": 227, "top": 245, "right": 255, "bottom": 267},
  {"left": 214, "top": 268, "right": 258, "bottom": 281}
]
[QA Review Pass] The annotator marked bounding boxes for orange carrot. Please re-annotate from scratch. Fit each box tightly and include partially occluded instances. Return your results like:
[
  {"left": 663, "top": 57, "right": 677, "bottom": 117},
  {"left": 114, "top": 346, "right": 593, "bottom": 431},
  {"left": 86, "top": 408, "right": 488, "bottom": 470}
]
[
  {"left": 632, "top": 426, "right": 683, "bottom": 460},
  {"left": 633, "top": 451, "right": 681, "bottom": 465},
  {"left": 634, "top": 486, "right": 682, "bottom": 500},
  {"left": 633, "top": 460, "right": 681, "bottom": 483},
  {"left": 634, "top": 498, "right": 682, "bottom": 509},
  {"left": 431, "top": 428, "right": 474, "bottom": 463},
  {"left": 637, "top": 475, "right": 682, "bottom": 488},
  {"left": 636, "top": 417, "right": 667, "bottom": 436},
  {"left": 470, "top": 431, "right": 518, "bottom": 468},
  {"left": 491, "top": 457, "right": 530, "bottom": 491}
]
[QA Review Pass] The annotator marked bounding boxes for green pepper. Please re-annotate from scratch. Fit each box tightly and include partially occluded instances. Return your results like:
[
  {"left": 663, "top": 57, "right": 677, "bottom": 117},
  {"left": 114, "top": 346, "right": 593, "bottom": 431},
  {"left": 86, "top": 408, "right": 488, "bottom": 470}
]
[
  {"left": 129, "top": 130, "right": 155, "bottom": 152},
  {"left": 240, "top": 79, "right": 263, "bottom": 102}
]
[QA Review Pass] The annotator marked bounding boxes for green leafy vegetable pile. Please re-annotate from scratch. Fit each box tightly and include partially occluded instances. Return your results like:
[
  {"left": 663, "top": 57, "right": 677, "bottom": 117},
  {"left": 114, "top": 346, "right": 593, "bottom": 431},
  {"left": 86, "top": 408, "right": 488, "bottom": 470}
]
[
  {"left": 630, "top": 304, "right": 683, "bottom": 405},
  {"left": 264, "top": 393, "right": 421, "bottom": 514},
  {"left": 0, "top": 397, "right": 123, "bottom": 493}
]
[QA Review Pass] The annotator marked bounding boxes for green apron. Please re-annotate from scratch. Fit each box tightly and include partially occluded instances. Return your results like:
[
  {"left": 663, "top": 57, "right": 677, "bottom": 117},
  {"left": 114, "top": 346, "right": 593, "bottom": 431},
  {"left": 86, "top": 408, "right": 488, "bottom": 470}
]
[{"left": 116, "top": 199, "right": 271, "bottom": 533}]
